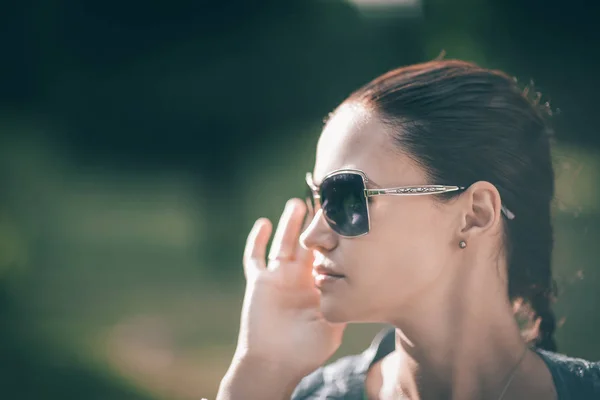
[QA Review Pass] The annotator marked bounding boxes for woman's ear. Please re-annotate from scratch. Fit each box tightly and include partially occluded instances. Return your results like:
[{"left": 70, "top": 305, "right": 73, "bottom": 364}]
[{"left": 459, "top": 181, "right": 503, "bottom": 237}]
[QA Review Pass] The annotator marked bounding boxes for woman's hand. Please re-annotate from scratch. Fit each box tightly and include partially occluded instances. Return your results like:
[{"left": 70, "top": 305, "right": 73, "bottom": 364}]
[{"left": 236, "top": 198, "right": 346, "bottom": 374}]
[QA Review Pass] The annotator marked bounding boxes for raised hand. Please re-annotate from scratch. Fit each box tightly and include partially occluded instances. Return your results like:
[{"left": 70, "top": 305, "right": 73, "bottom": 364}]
[{"left": 235, "top": 198, "right": 346, "bottom": 377}]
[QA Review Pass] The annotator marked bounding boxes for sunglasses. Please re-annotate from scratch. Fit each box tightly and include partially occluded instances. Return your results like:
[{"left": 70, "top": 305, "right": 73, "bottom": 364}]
[{"left": 305, "top": 169, "right": 515, "bottom": 238}]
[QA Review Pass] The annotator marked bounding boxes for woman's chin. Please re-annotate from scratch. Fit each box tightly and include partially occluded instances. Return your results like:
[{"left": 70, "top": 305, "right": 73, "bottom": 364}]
[{"left": 319, "top": 297, "right": 353, "bottom": 323}]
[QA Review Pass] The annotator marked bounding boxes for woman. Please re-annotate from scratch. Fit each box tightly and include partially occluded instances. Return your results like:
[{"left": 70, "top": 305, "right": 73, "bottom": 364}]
[{"left": 217, "top": 60, "right": 600, "bottom": 399}]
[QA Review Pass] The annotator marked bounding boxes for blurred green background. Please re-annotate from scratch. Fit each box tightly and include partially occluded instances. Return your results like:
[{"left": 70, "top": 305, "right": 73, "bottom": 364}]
[{"left": 1, "top": 0, "right": 599, "bottom": 399}]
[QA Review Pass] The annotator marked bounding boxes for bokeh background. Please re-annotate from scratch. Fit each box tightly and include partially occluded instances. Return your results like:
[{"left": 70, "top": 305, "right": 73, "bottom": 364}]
[{"left": 1, "top": 0, "right": 599, "bottom": 399}]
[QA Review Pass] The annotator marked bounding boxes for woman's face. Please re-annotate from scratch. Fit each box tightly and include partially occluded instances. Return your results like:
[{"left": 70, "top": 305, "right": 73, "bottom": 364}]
[{"left": 300, "top": 103, "right": 461, "bottom": 324}]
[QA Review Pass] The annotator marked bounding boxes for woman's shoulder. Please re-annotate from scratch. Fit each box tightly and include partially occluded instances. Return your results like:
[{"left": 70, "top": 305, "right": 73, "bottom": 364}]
[
  {"left": 291, "top": 328, "right": 600, "bottom": 399},
  {"left": 291, "top": 353, "right": 367, "bottom": 399},
  {"left": 536, "top": 348, "right": 600, "bottom": 399},
  {"left": 291, "top": 328, "right": 396, "bottom": 400}
]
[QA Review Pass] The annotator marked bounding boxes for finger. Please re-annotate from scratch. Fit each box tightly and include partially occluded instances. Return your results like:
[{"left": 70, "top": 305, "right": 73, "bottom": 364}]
[
  {"left": 243, "top": 218, "right": 272, "bottom": 279},
  {"left": 303, "top": 196, "right": 315, "bottom": 229},
  {"left": 268, "top": 198, "right": 306, "bottom": 263},
  {"left": 296, "top": 202, "right": 316, "bottom": 264}
]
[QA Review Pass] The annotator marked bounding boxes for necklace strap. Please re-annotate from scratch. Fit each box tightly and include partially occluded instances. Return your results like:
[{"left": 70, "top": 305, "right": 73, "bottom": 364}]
[{"left": 497, "top": 345, "right": 529, "bottom": 400}]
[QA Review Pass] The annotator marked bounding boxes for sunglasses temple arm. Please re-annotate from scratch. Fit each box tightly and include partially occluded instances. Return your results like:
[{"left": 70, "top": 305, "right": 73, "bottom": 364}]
[
  {"left": 365, "top": 186, "right": 464, "bottom": 196},
  {"left": 364, "top": 188, "right": 515, "bottom": 219}
]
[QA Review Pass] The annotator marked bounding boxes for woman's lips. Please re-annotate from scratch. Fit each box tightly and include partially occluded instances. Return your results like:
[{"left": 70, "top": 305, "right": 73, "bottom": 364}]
[
  {"left": 312, "top": 265, "right": 345, "bottom": 288},
  {"left": 312, "top": 265, "right": 345, "bottom": 278}
]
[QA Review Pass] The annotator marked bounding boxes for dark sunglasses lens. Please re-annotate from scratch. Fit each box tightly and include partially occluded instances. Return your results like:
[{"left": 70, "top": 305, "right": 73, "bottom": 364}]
[{"left": 320, "top": 173, "right": 369, "bottom": 236}]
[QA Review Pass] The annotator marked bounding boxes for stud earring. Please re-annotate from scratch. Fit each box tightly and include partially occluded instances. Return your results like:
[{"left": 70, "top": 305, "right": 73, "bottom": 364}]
[{"left": 459, "top": 240, "right": 467, "bottom": 249}]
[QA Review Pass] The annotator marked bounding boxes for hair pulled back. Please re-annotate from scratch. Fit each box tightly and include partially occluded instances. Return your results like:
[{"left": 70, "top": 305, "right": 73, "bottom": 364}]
[{"left": 348, "top": 60, "right": 558, "bottom": 351}]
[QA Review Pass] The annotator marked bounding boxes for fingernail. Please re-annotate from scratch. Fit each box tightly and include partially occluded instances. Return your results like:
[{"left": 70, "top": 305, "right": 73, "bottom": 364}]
[
  {"left": 252, "top": 218, "right": 265, "bottom": 235},
  {"left": 285, "top": 198, "right": 297, "bottom": 210},
  {"left": 283, "top": 199, "right": 298, "bottom": 217}
]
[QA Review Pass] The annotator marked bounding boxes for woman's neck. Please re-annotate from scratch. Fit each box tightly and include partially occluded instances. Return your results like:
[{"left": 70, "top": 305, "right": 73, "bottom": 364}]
[{"left": 385, "top": 260, "right": 530, "bottom": 399}]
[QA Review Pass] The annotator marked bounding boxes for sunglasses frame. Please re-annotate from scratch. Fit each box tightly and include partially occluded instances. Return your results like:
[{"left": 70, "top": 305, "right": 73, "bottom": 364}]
[{"left": 306, "top": 168, "right": 514, "bottom": 238}]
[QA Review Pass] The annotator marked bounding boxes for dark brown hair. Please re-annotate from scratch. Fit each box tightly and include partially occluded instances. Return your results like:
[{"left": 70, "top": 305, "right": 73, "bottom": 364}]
[{"left": 347, "top": 60, "right": 558, "bottom": 351}]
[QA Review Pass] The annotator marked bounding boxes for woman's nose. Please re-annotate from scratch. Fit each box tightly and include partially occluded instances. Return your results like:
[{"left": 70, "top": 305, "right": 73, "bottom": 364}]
[{"left": 300, "top": 209, "right": 338, "bottom": 251}]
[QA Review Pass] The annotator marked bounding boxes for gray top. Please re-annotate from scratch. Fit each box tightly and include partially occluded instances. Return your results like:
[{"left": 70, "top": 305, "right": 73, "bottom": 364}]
[{"left": 292, "top": 327, "right": 600, "bottom": 399}]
